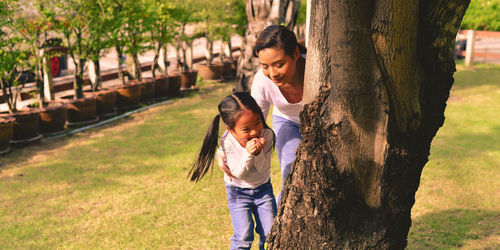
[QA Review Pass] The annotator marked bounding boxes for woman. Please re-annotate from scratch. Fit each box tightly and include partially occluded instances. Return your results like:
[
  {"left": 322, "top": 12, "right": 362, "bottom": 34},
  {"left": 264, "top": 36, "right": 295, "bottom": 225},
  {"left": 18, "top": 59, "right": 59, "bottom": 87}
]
[{"left": 220, "top": 25, "right": 306, "bottom": 204}]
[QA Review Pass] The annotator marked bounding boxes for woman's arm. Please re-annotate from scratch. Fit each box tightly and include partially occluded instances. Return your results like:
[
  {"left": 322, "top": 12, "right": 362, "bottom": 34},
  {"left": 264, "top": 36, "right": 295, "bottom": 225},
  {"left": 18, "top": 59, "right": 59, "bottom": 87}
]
[{"left": 251, "top": 70, "right": 271, "bottom": 119}]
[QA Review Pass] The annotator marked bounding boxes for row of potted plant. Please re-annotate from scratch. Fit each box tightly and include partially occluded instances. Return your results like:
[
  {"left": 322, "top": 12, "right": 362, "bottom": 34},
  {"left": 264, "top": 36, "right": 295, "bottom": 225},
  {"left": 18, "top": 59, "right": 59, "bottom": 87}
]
[
  {"left": 0, "top": 0, "right": 242, "bottom": 154},
  {"left": 0, "top": 72, "right": 194, "bottom": 154}
]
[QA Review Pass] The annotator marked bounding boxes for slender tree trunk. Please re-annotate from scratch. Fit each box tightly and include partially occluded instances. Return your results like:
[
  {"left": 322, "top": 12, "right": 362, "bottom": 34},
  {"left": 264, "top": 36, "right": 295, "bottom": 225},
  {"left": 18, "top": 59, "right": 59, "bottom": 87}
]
[
  {"left": 267, "top": 0, "right": 470, "bottom": 248},
  {"left": 158, "top": 46, "right": 168, "bottom": 75},
  {"left": 181, "top": 41, "right": 189, "bottom": 72},
  {"left": 73, "top": 58, "right": 86, "bottom": 99},
  {"left": 0, "top": 79, "right": 16, "bottom": 114},
  {"left": 205, "top": 39, "right": 213, "bottom": 66},
  {"left": 227, "top": 40, "right": 233, "bottom": 60},
  {"left": 116, "top": 46, "right": 126, "bottom": 85},
  {"left": 152, "top": 42, "right": 162, "bottom": 79},
  {"left": 89, "top": 59, "right": 102, "bottom": 91},
  {"left": 132, "top": 53, "right": 142, "bottom": 81},
  {"left": 36, "top": 57, "right": 45, "bottom": 107},
  {"left": 236, "top": 0, "right": 300, "bottom": 92}
]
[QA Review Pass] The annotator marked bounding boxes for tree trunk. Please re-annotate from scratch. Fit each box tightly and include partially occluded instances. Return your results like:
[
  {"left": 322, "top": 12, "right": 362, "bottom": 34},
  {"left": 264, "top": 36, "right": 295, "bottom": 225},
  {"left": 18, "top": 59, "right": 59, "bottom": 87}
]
[
  {"left": 158, "top": 46, "right": 168, "bottom": 75},
  {"left": 89, "top": 59, "right": 102, "bottom": 91},
  {"left": 152, "top": 43, "right": 162, "bottom": 79},
  {"left": 132, "top": 53, "right": 142, "bottom": 81},
  {"left": 267, "top": 0, "right": 470, "bottom": 249},
  {"left": 235, "top": 0, "right": 300, "bottom": 92},
  {"left": 205, "top": 39, "right": 214, "bottom": 66},
  {"left": 73, "top": 58, "right": 86, "bottom": 99},
  {"left": 116, "top": 46, "right": 126, "bottom": 85}
]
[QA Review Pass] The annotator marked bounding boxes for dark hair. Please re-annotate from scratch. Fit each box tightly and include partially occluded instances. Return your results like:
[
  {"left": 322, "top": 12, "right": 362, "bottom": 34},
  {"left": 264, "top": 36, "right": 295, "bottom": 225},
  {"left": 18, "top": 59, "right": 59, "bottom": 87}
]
[
  {"left": 188, "top": 92, "right": 274, "bottom": 182},
  {"left": 253, "top": 25, "right": 307, "bottom": 58}
]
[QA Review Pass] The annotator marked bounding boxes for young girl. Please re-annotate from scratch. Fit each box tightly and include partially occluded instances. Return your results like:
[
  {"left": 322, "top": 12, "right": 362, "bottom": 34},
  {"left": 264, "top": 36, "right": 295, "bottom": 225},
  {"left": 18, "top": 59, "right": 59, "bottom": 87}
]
[
  {"left": 189, "top": 92, "right": 277, "bottom": 250},
  {"left": 220, "top": 25, "right": 306, "bottom": 205}
]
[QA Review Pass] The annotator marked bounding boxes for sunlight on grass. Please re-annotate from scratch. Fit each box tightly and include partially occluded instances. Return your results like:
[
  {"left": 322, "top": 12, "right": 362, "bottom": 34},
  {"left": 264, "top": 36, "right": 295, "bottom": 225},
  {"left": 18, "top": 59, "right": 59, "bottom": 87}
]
[{"left": 407, "top": 63, "right": 500, "bottom": 249}]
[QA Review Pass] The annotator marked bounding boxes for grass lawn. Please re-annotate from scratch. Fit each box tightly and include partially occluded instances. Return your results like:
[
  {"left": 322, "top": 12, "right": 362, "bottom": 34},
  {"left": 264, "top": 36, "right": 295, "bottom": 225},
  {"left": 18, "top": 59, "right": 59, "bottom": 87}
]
[{"left": 0, "top": 63, "right": 499, "bottom": 249}]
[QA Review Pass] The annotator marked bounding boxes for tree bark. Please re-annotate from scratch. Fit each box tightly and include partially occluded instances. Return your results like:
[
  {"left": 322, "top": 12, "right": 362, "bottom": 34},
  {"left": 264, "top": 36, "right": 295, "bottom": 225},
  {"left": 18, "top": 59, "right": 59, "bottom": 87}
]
[
  {"left": 267, "top": 0, "right": 470, "bottom": 249},
  {"left": 235, "top": 0, "right": 300, "bottom": 92},
  {"left": 89, "top": 59, "right": 102, "bottom": 91},
  {"left": 73, "top": 58, "right": 86, "bottom": 99},
  {"left": 116, "top": 46, "right": 126, "bottom": 85}
]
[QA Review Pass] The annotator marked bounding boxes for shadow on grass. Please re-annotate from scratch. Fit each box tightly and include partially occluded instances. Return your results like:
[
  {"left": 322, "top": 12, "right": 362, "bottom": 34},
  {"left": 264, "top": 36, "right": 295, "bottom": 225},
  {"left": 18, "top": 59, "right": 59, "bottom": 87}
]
[
  {"left": 452, "top": 62, "right": 500, "bottom": 91},
  {"left": 408, "top": 209, "right": 500, "bottom": 249}
]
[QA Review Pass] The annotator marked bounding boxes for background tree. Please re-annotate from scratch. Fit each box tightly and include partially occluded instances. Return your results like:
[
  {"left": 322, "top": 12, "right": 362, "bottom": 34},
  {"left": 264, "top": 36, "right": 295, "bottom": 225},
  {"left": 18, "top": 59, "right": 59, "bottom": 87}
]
[
  {"left": 148, "top": 0, "right": 179, "bottom": 78},
  {"left": 266, "top": 0, "right": 470, "bottom": 248},
  {"left": 0, "top": 0, "right": 31, "bottom": 114},
  {"left": 196, "top": 0, "right": 226, "bottom": 66},
  {"left": 11, "top": 0, "right": 55, "bottom": 106},
  {"left": 461, "top": 0, "right": 500, "bottom": 31},
  {"left": 217, "top": 0, "right": 247, "bottom": 62},
  {"left": 110, "top": 0, "right": 152, "bottom": 82},
  {"left": 85, "top": 0, "right": 115, "bottom": 91},
  {"left": 172, "top": 0, "right": 202, "bottom": 72},
  {"left": 50, "top": 0, "right": 95, "bottom": 99},
  {"left": 235, "top": 0, "right": 300, "bottom": 92}
]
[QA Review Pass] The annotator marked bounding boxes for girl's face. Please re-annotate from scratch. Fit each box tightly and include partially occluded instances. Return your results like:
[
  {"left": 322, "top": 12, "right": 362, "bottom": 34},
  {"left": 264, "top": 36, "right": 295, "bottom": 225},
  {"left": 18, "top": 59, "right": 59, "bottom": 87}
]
[
  {"left": 258, "top": 47, "right": 299, "bottom": 86},
  {"left": 227, "top": 109, "right": 263, "bottom": 147}
]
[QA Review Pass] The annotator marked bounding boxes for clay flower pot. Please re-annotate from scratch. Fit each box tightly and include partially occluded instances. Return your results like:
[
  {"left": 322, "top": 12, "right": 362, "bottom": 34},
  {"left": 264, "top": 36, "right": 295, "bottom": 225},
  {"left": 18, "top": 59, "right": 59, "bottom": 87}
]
[
  {"left": 180, "top": 70, "right": 198, "bottom": 90},
  {"left": 154, "top": 75, "right": 170, "bottom": 101},
  {"left": 39, "top": 101, "right": 68, "bottom": 136},
  {"left": 136, "top": 78, "right": 156, "bottom": 104},
  {"left": 114, "top": 83, "right": 142, "bottom": 111},
  {"left": 60, "top": 95, "right": 99, "bottom": 127},
  {"left": 0, "top": 116, "right": 15, "bottom": 154},
  {"left": 197, "top": 63, "right": 224, "bottom": 81},
  {"left": 85, "top": 89, "right": 117, "bottom": 118},
  {"left": 3, "top": 109, "right": 42, "bottom": 147},
  {"left": 166, "top": 74, "right": 182, "bottom": 97},
  {"left": 222, "top": 59, "right": 237, "bottom": 80}
]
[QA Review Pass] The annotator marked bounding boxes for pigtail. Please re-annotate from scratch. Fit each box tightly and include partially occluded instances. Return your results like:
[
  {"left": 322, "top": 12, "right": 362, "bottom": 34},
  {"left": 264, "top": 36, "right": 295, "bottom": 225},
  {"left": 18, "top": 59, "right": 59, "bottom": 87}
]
[{"left": 188, "top": 114, "right": 221, "bottom": 182}]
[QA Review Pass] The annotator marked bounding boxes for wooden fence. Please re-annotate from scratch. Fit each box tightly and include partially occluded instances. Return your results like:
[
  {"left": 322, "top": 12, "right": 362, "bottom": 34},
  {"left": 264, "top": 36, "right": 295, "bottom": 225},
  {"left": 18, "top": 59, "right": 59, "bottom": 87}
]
[{"left": 456, "top": 30, "right": 500, "bottom": 65}]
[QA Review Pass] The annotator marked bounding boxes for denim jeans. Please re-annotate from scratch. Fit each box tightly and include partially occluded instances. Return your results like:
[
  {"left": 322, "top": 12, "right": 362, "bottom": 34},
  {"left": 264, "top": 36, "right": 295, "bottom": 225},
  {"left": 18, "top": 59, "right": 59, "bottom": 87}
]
[
  {"left": 226, "top": 180, "right": 277, "bottom": 250},
  {"left": 272, "top": 115, "right": 302, "bottom": 205}
]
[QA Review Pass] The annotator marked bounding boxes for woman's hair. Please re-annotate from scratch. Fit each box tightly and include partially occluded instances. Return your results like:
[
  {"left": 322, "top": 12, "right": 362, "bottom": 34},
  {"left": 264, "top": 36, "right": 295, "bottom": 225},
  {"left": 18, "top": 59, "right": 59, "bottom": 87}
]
[
  {"left": 253, "top": 25, "right": 307, "bottom": 58},
  {"left": 188, "top": 92, "right": 274, "bottom": 182}
]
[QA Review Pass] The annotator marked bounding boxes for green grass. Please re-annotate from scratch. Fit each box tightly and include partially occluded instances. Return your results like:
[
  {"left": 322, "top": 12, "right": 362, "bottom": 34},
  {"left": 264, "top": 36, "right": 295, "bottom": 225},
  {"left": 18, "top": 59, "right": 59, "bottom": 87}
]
[
  {"left": 407, "top": 63, "right": 500, "bottom": 249},
  {"left": 0, "top": 63, "right": 499, "bottom": 249}
]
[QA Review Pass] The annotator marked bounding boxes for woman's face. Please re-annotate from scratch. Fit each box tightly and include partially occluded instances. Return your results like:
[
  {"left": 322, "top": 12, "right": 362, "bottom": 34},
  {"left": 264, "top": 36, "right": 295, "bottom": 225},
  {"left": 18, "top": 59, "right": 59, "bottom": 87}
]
[{"left": 257, "top": 47, "right": 299, "bottom": 86}]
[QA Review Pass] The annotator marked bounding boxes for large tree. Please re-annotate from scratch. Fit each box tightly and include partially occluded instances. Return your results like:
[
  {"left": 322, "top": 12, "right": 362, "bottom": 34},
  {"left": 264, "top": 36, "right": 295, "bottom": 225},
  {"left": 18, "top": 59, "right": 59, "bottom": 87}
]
[
  {"left": 235, "top": 0, "right": 300, "bottom": 92},
  {"left": 266, "top": 0, "right": 470, "bottom": 248}
]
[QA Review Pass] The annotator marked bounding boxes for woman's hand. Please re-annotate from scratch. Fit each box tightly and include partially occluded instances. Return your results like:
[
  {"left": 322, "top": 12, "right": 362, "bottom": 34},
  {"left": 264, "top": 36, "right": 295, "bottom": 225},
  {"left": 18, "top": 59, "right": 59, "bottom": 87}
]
[{"left": 216, "top": 154, "right": 235, "bottom": 181}]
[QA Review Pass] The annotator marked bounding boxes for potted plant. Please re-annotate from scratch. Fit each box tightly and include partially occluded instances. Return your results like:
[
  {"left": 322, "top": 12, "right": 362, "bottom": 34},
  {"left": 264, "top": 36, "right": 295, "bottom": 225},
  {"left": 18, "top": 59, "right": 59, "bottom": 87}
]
[
  {"left": 50, "top": 0, "right": 98, "bottom": 126},
  {"left": 83, "top": 0, "right": 117, "bottom": 118},
  {"left": 195, "top": 0, "right": 224, "bottom": 81},
  {"left": 0, "top": 1, "right": 42, "bottom": 147},
  {"left": 147, "top": 0, "right": 180, "bottom": 100},
  {"left": 219, "top": 0, "right": 246, "bottom": 81},
  {"left": 172, "top": 0, "right": 201, "bottom": 90},
  {"left": 108, "top": 0, "right": 151, "bottom": 110}
]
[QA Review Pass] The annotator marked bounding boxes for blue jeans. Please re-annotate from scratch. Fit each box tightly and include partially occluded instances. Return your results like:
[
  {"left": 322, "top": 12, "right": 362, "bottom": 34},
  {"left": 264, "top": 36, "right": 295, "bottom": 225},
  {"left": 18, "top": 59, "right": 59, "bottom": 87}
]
[
  {"left": 272, "top": 115, "right": 302, "bottom": 205},
  {"left": 226, "top": 181, "right": 277, "bottom": 250}
]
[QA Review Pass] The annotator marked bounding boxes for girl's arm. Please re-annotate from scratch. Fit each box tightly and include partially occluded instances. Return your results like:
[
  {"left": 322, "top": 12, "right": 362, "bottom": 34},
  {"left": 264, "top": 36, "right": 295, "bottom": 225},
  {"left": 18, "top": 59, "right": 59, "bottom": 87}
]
[
  {"left": 224, "top": 146, "right": 255, "bottom": 180},
  {"left": 251, "top": 129, "right": 273, "bottom": 174}
]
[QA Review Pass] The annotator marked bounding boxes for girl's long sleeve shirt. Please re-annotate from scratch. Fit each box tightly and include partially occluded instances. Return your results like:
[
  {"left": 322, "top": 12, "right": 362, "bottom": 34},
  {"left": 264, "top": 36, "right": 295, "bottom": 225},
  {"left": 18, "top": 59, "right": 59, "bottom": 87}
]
[{"left": 217, "top": 128, "right": 273, "bottom": 189}]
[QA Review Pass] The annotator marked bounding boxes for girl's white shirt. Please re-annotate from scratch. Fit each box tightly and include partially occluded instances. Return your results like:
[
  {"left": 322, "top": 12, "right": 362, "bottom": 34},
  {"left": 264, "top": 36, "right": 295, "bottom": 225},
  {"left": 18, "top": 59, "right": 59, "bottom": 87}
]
[
  {"left": 250, "top": 57, "right": 305, "bottom": 124},
  {"left": 217, "top": 128, "right": 273, "bottom": 189}
]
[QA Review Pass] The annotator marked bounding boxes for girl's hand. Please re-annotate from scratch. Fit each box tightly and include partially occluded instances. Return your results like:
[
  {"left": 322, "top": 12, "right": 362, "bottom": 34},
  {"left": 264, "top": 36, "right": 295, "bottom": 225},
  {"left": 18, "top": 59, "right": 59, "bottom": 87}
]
[
  {"left": 216, "top": 154, "right": 235, "bottom": 181},
  {"left": 246, "top": 137, "right": 265, "bottom": 155}
]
